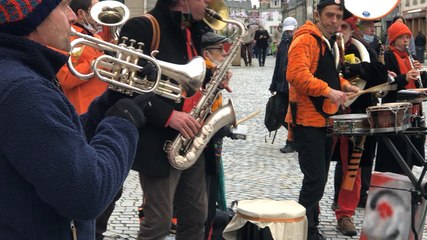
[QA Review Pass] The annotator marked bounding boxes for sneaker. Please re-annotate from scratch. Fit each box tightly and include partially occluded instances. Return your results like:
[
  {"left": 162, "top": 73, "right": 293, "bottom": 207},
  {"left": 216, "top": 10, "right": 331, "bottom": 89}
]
[
  {"left": 337, "top": 216, "right": 357, "bottom": 236},
  {"left": 280, "top": 141, "right": 295, "bottom": 153}
]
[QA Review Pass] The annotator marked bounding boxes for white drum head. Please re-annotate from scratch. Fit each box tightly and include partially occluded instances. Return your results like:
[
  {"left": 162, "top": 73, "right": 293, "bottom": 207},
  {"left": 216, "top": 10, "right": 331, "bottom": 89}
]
[
  {"left": 345, "top": 0, "right": 400, "bottom": 20},
  {"left": 237, "top": 199, "right": 306, "bottom": 219}
]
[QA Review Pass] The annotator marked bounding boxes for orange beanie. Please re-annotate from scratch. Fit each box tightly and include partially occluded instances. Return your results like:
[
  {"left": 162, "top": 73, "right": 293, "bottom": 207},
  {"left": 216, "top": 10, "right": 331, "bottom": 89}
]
[{"left": 388, "top": 22, "right": 412, "bottom": 44}]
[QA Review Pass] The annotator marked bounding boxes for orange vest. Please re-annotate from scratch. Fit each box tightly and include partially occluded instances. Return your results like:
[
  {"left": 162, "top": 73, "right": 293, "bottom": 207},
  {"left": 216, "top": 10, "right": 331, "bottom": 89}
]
[{"left": 56, "top": 24, "right": 108, "bottom": 115}]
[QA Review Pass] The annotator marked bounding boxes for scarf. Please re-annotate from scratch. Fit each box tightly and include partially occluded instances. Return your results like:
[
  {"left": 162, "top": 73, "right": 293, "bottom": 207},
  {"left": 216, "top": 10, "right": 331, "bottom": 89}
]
[
  {"left": 390, "top": 45, "right": 416, "bottom": 89},
  {"left": 181, "top": 25, "right": 201, "bottom": 112}
]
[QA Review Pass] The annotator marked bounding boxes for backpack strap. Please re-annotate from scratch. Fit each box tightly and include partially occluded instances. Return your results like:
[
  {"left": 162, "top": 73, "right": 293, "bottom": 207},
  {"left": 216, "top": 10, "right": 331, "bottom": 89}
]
[{"left": 142, "top": 13, "right": 160, "bottom": 52}]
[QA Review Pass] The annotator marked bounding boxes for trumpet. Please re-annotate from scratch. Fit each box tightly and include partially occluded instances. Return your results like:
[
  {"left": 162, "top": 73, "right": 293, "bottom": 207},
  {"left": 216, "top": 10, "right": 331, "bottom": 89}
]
[
  {"left": 90, "top": 0, "right": 130, "bottom": 42},
  {"left": 68, "top": 30, "right": 206, "bottom": 100}
]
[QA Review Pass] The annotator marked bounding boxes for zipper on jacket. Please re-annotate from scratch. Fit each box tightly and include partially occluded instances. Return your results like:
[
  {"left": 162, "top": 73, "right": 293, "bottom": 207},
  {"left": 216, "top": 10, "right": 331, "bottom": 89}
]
[{"left": 70, "top": 220, "right": 77, "bottom": 240}]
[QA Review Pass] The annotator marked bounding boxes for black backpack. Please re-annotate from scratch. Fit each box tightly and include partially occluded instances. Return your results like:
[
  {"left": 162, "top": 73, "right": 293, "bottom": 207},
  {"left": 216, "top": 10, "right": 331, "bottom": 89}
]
[{"left": 264, "top": 94, "right": 287, "bottom": 132}]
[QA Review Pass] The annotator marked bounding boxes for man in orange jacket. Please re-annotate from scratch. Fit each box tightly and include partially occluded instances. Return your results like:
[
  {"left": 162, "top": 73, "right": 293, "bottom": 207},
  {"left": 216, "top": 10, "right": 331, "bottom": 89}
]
[
  {"left": 57, "top": 0, "right": 108, "bottom": 115},
  {"left": 285, "top": 0, "right": 359, "bottom": 239}
]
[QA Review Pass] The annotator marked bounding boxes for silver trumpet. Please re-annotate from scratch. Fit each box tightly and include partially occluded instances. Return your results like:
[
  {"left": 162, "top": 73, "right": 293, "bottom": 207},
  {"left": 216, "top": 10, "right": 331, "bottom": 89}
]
[{"left": 68, "top": 30, "right": 206, "bottom": 100}]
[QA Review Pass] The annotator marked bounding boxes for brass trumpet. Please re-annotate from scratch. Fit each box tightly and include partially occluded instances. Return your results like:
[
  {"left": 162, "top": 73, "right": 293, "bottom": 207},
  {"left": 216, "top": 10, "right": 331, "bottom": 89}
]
[{"left": 68, "top": 30, "right": 206, "bottom": 100}]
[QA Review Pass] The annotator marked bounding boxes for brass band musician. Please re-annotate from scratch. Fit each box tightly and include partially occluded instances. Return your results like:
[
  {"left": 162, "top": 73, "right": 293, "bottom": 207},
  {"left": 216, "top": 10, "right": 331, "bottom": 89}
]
[
  {"left": 285, "top": 0, "right": 359, "bottom": 238},
  {"left": 331, "top": 14, "right": 387, "bottom": 237},
  {"left": 118, "top": 0, "right": 232, "bottom": 239}
]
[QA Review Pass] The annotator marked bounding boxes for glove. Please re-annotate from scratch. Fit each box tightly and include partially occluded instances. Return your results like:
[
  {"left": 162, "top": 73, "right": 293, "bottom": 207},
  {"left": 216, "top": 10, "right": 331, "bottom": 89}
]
[
  {"left": 137, "top": 60, "right": 157, "bottom": 82},
  {"left": 105, "top": 94, "right": 152, "bottom": 129}
]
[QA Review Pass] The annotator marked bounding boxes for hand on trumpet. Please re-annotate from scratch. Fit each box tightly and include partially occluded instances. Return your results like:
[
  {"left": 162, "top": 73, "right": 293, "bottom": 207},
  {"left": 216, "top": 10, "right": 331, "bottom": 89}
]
[{"left": 137, "top": 60, "right": 158, "bottom": 82}]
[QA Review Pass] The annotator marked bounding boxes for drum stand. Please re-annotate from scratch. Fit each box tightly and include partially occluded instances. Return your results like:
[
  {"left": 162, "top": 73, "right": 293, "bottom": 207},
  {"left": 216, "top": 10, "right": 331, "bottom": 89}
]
[{"left": 377, "top": 130, "right": 427, "bottom": 239}]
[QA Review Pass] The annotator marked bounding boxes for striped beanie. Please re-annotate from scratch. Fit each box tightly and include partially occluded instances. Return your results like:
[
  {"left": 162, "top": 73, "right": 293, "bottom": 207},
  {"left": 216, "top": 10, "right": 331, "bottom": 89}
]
[{"left": 0, "top": 0, "right": 62, "bottom": 36}]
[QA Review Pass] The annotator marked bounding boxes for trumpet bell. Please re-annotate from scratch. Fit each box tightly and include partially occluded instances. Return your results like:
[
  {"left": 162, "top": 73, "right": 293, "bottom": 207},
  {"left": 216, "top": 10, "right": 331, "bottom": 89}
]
[
  {"left": 204, "top": 0, "right": 229, "bottom": 30},
  {"left": 90, "top": 0, "right": 130, "bottom": 26},
  {"left": 345, "top": 0, "right": 400, "bottom": 20}
]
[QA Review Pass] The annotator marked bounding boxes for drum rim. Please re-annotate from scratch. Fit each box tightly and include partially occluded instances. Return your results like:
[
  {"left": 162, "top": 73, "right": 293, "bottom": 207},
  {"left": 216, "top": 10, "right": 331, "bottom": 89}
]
[
  {"left": 366, "top": 102, "right": 412, "bottom": 110},
  {"left": 329, "top": 113, "right": 368, "bottom": 119}
]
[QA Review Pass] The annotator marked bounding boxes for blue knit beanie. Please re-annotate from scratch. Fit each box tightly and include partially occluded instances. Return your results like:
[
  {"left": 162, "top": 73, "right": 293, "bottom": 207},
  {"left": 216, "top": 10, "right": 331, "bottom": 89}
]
[{"left": 0, "top": 0, "right": 62, "bottom": 36}]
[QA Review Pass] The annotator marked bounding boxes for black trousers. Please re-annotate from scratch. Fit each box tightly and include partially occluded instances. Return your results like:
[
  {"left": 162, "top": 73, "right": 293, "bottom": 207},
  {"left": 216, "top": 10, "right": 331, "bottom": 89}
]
[{"left": 293, "top": 125, "right": 332, "bottom": 231}]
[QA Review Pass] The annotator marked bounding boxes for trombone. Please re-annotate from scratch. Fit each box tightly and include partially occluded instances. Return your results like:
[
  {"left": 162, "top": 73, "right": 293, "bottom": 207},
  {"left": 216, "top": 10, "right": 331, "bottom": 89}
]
[{"left": 68, "top": 29, "right": 206, "bottom": 100}]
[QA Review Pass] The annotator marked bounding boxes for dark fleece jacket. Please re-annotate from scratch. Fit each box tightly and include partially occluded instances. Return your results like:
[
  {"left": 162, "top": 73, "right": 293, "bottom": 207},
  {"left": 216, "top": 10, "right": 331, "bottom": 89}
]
[{"left": 0, "top": 32, "right": 138, "bottom": 240}]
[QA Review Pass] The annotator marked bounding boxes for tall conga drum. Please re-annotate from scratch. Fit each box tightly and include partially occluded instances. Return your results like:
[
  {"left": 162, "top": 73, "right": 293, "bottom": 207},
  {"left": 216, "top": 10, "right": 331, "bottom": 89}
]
[{"left": 223, "top": 199, "right": 307, "bottom": 240}]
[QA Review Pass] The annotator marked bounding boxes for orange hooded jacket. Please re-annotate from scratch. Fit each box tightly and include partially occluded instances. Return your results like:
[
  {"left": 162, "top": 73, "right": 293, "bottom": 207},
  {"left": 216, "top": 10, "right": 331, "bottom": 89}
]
[
  {"left": 57, "top": 24, "right": 108, "bottom": 115},
  {"left": 286, "top": 21, "right": 351, "bottom": 127}
]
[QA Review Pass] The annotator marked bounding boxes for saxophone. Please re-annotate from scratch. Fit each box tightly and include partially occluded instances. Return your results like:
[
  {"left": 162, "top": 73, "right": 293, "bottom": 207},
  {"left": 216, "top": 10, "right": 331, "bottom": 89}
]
[{"left": 165, "top": 8, "right": 246, "bottom": 170}]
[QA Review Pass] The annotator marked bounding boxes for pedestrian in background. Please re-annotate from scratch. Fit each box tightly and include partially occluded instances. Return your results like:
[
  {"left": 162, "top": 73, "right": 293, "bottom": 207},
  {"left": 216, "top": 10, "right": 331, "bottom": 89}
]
[
  {"left": 254, "top": 24, "right": 270, "bottom": 66},
  {"left": 0, "top": 0, "right": 151, "bottom": 238},
  {"left": 271, "top": 23, "right": 282, "bottom": 56},
  {"left": 415, "top": 31, "right": 426, "bottom": 63},
  {"left": 269, "top": 17, "right": 298, "bottom": 154},
  {"left": 241, "top": 24, "right": 255, "bottom": 66}
]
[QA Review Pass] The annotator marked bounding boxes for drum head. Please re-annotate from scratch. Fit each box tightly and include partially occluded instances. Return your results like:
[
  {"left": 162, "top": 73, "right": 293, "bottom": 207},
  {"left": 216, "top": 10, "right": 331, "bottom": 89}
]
[
  {"left": 329, "top": 113, "right": 367, "bottom": 119},
  {"left": 381, "top": 102, "right": 412, "bottom": 108},
  {"left": 345, "top": 0, "right": 400, "bottom": 20}
]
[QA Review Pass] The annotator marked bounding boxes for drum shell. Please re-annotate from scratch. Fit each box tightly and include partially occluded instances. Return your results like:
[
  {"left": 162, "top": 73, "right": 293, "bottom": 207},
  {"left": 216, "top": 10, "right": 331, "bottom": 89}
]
[
  {"left": 327, "top": 114, "right": 370, "bottom": 135},
  {"left": 366, "top": 103, "right": 412, "bottom": 133}
]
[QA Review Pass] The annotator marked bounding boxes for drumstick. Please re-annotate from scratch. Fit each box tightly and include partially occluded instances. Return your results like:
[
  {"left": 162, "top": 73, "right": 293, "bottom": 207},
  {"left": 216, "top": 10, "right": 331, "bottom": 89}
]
[
  {"left": 347, "top": 83, "right": 390, "bottom": 99},
  {"left": 236, "top": 109, "right": 261, "bottom": 126},
  {"left": 342, "top": 136, "right": 366, "bottom": 191},
  {"left": 347, "top": 83, "right": 394, "bottom": 100}
]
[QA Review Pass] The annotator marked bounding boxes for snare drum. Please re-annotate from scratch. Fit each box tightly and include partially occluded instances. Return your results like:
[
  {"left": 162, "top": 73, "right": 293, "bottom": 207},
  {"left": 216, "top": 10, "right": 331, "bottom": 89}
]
[
  {"left": 328, "top": 114, "right": 370, "bottom": 135},
  {"left": 366, "top": 102, "right": 412, "bottom": 133}
]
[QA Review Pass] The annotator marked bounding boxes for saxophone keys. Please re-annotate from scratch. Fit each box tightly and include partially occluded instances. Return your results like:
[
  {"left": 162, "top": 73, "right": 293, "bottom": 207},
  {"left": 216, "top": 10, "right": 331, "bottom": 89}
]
[
  {"left": 175, "top": 155, "right": 186, "bottom": 164},
  {"left": 186, "top": 152, "right": 196, "bottom": 162},
  {"left": 202, "top": 125, "right": 214, "bottom": 136},
  {"left": 193, "top": 137, "right": 204, "bottom": 149}
]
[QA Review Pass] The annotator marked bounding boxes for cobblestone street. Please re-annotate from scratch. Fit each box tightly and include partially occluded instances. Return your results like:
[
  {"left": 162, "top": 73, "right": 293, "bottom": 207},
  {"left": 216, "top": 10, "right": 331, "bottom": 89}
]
[{"left": 103, "top": 55, "right": 427, "bottom": 240}]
